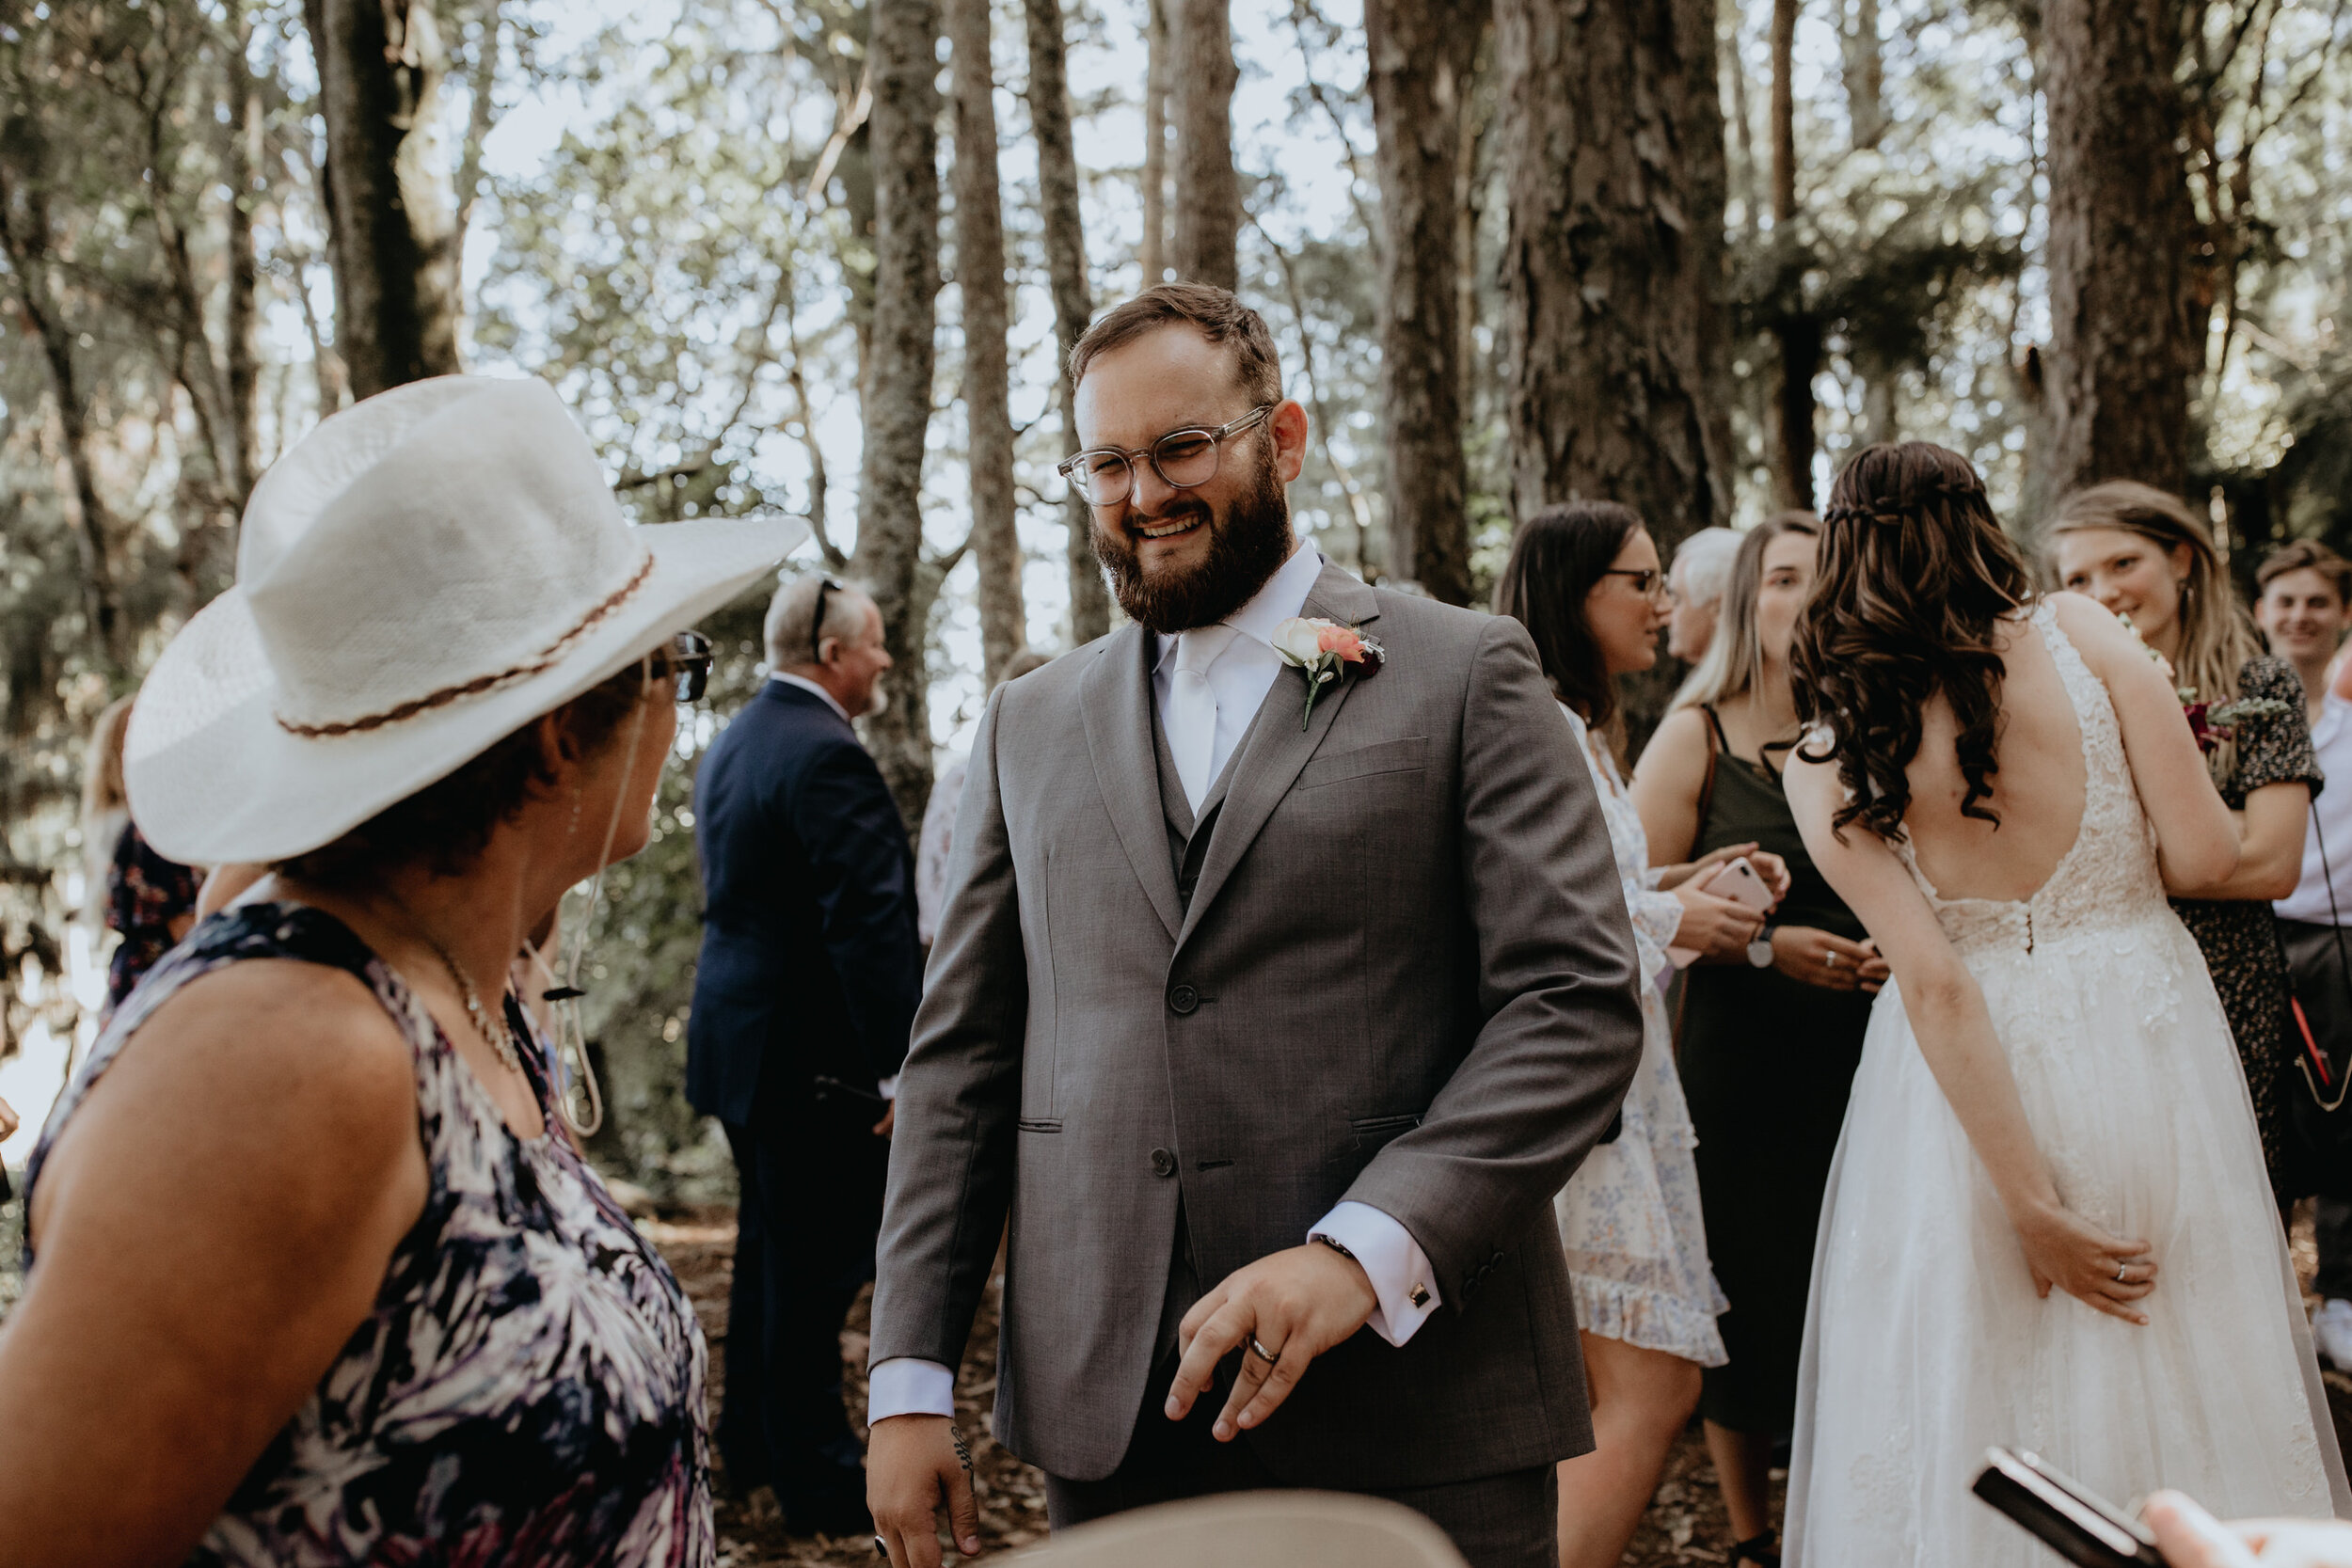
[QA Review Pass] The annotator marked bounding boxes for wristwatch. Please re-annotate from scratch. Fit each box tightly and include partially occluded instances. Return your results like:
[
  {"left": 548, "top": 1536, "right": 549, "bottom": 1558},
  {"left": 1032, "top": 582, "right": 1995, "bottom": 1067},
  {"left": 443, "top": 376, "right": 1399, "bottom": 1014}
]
[{"left": 1746, "top": 924, "right": 1777, "bottom": 969}]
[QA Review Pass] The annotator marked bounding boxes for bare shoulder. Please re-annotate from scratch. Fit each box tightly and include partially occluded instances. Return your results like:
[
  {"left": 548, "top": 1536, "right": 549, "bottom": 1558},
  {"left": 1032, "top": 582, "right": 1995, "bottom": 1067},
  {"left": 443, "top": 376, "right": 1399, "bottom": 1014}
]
[
  {"left": 39, "top": 959, "right": 420, "bottom": 1224},
  {"left": 1632, "top": 706, "right": 1712, "bottom": 783},
  {"left": 2046, "top": 590, "right": 2137, "bottom": 672}
]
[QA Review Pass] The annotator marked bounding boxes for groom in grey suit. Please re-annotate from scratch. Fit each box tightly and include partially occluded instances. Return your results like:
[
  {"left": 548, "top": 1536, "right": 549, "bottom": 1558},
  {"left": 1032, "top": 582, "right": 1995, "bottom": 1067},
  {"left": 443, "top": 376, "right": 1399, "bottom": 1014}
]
[{"left": 866, "top": 284, "right": 1644, "bottom": 1568}]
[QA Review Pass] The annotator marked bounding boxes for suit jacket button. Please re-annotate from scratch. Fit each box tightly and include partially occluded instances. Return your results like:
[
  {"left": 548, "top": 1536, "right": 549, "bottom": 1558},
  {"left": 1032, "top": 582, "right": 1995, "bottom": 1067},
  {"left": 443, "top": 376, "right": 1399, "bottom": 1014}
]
[
  {"left": 1168, "top": 984, "right": 1199, "bottom": 1015},
  {"left": 1150, "top": 1148, "right": 1177, "bottom": 1178}
]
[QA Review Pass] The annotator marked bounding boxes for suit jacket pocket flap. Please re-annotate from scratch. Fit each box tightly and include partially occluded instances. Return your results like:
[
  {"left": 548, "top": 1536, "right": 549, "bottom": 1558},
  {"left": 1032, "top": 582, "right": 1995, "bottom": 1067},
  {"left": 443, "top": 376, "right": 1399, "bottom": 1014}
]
[
  {"left": 1347, "top": 1111, "right": 1423, "bottom": 1148},
  {"left": 1297, "top": 736, "right": 1428, "bottom": 790}
]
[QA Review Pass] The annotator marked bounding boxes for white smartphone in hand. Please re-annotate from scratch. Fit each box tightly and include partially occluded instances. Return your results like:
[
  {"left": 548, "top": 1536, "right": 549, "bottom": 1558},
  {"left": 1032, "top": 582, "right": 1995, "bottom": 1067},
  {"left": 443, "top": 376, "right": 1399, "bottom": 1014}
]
[{"left": 1666, "top": 855, "right": 1776, "bottom": 969}]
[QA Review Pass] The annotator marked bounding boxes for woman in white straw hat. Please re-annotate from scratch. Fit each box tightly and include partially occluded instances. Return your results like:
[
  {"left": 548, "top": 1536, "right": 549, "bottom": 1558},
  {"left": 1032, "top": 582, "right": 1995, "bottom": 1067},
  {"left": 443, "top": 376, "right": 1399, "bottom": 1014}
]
[{"left": 0, "top": 376, "right": 803, "bottom": 1565}]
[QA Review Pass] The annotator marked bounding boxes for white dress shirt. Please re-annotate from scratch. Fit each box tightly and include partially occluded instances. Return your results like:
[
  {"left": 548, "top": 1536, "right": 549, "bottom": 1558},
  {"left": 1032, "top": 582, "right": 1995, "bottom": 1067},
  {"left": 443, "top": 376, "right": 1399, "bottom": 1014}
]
[
  {"left": 2279, "top": 692, "right": 2352, "bottom": 925},
  {"left": 867, "top": 541, "right": 1440, "bottom": 1428},
  {"left": 768, "top": 672, "right": 898, "bottom": 1101}
]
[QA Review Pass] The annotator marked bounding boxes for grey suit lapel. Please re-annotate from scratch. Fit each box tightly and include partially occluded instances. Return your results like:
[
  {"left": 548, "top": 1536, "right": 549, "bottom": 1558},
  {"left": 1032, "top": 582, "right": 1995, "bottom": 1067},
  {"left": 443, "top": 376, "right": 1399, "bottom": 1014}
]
[
  {"left": 1175, "top": 563, "right": 1382, "bottom": 950},
  {"left": 1079, "top": 625, "right": 1184, "bottom": 942}
]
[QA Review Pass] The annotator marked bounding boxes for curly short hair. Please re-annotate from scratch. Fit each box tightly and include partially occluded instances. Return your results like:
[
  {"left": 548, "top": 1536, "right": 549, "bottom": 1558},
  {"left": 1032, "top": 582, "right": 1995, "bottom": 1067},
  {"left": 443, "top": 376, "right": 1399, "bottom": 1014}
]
[{"left": 1067, "top": 283, "right": 1284, "bottom": 407}]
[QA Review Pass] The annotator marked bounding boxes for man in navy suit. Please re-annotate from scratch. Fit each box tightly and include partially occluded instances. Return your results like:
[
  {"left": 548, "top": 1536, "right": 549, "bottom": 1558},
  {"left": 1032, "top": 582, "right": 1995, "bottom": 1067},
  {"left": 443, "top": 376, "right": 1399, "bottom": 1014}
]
[{"left": 689, "top": 574, "right": 923, "bottom": 1535}]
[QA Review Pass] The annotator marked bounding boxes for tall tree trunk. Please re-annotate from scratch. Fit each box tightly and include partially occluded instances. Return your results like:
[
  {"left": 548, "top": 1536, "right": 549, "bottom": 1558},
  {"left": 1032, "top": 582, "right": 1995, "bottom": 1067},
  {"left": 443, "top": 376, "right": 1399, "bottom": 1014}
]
[
  {"left": 223, "top": 8, "right": 262, "bottom": 515},
  {"left": 1023, "top": 0, "right": 1110, "bottom": 644},
  {"left": 2042, "top": 0, "right": 2196, "bottom": 499},
  {"left": 0, "top": 163, "right": 124, "bottom": 673},
  {"left": 1367, "top": 0, "right": 1486, "bottom": 606},
  {"left": 853, "top": 0, "right": 945, "bottom": 832},
  {"left": 947, "top": 0, "right": 1025, "bottom": 680},
  {"left": 301, "top": 0, "right": 463, "bottom": 398},
  {"left": 1844, "top": 0, "right": 1885, "bottom": 150},
  {"left": 450, "top": 0, "right": 504, "bottom": 343},
  {"left": 1769, "top": 0, "right": 1817, "bottom": 510},
  {"left": 1496, "top": 0, "right": 1734, "bottom": 737},
  {"left": 1169, "top": 0, "right": 1240, "bottom": 291},
  {"left": 1139, "top": 0, "right": 1171, "bottom": 288},
  {"left": 1727, "top": 6, "right": 1759, "bottom": 237}
]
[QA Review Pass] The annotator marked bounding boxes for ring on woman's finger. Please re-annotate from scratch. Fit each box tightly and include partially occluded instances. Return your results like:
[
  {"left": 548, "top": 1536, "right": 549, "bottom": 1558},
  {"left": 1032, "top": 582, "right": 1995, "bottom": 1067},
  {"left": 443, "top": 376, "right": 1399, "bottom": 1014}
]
[
  {"left": 1247, "top": 1334, "right": 1282, "bottom": 1365},
  {"left": 1824, "top": 951, "right": 1840, "bottom": 970},
  {"left": 2115, "top": 1261, "right": 2129, "bottom": 1283}
]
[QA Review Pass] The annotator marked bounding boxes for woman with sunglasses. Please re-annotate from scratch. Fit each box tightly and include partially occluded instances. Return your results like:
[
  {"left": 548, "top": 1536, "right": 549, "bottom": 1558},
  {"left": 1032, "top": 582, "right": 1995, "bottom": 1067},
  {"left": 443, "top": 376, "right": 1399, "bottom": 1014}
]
[
  {"left": 0, "top": 377, "right": 791, "bottom": 1567},
  {"left": 1496, "top": 502, "right": 1788, "bottom": 1568}
]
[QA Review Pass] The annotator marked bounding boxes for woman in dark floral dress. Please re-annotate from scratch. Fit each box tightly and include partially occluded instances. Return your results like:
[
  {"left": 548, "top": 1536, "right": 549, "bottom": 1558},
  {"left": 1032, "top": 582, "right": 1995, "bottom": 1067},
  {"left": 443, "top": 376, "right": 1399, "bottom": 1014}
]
[
  {"left": 2055, "top": 483, "right": 2320, "bottom": 1197},
  {"left": 104, "top": 819, "right": 201, "bottom": 1011},
  {"left": 0, "top": 377, "right": 797, "bottom": 1563}
]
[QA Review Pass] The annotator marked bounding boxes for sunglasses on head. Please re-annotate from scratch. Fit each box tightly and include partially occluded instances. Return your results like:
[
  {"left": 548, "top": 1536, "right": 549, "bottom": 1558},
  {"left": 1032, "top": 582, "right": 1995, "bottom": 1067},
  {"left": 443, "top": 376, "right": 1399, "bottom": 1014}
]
[{"left": 809, "top": 577, "right": 841, "bottom": 666}]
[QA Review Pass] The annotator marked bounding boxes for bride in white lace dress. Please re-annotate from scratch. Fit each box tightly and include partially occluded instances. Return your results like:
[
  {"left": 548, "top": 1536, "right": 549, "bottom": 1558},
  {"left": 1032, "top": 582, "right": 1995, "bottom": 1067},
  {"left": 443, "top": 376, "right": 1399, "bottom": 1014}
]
[{"left": 1781, "top": 443, "right": 2350, "bottom": 1566}]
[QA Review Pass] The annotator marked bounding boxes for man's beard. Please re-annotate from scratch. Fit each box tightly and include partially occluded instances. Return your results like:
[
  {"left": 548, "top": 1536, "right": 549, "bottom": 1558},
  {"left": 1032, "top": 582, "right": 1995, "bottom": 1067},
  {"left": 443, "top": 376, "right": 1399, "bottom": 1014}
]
[{"left": 1091, "top": 452, "right": 1295, "bottom": 634}]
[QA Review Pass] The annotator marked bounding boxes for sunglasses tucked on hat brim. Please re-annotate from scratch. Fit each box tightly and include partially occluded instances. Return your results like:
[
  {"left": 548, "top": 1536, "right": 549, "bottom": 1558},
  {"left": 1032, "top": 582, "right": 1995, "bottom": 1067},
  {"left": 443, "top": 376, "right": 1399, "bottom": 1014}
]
[{"left": 123, "top": 377, "right": 806, "bottom": 868}]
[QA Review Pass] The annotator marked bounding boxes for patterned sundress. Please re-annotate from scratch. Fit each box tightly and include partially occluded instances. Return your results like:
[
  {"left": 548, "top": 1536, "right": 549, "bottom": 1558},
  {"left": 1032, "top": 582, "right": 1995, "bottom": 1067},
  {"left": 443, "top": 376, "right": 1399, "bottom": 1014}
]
[
  {"left": 1551, "top": 705, "right": 1728, "bottom": 1365},
  {"left": 26, "top": 902, "right": 713, "bottom": 1566}
]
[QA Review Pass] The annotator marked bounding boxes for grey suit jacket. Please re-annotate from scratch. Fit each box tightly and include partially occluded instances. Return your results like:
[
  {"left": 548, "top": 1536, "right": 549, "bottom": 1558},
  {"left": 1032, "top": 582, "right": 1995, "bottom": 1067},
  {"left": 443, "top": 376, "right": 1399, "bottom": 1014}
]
[{"left": 870, "top": 562, "right": 1645, "bottom": 1488}]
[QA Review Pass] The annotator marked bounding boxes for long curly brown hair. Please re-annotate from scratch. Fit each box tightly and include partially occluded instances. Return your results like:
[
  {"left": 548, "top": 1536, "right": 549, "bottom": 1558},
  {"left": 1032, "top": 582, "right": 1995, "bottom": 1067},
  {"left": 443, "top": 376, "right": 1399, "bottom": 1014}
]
[{"left": 1792, "top": 442, "right": 2032, "bottom": 841}]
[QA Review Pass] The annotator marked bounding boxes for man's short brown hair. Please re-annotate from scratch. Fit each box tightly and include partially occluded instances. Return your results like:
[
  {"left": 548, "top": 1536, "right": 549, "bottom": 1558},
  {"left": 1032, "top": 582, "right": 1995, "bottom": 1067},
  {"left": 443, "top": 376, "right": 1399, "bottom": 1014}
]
[
  {"left": 2258, "top": 538, "right": 2352, "bottom": 604},
  {"left": 1067, "top": 283, "right": 1284, "bottom": 408}
]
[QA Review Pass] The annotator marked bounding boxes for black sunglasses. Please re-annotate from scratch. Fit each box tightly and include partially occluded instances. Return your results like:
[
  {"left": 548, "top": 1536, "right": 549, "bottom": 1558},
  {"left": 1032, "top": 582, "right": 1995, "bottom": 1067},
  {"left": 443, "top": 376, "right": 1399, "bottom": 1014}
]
[
  {"left": 664, "top": 631, "right": 713, "bottom": 703},
  {"left": 809, "top": 577, "right": 841, "bottom": 665}
]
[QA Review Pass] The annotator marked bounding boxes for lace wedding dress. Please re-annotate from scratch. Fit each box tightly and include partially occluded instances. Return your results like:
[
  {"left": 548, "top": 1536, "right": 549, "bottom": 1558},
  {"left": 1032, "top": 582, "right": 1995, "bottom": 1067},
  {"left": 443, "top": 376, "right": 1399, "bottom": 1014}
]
[{"left": 1786, "top": 602, "right": 2352, "bottom": 1565}]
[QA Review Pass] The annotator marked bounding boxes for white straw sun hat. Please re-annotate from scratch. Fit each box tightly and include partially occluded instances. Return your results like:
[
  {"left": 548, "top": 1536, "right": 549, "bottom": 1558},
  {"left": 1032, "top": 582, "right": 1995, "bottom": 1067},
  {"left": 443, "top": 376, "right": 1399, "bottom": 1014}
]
[{"left": 124, "top": 375, "right": 806, "bottom": 867}]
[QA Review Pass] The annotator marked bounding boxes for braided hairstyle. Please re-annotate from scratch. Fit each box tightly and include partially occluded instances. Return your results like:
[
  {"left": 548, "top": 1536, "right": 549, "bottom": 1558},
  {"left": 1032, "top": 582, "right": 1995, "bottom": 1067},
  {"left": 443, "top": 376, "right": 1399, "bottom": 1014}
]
[{"left": 1792, "top": 442, "right": 2032, "bottom": 841}]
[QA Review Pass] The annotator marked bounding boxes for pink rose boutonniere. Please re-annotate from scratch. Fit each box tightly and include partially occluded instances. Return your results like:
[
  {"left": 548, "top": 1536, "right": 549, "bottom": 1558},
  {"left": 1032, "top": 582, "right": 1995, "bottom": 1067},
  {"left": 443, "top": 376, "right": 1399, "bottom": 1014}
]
[{"left": 1272, "top": 616, "right": 1385, "bottom": 729}]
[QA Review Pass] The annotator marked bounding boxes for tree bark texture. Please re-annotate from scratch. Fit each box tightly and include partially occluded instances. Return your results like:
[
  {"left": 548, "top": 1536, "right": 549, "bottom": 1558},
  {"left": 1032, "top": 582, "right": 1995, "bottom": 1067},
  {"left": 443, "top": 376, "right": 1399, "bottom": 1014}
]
[
  {"left": 1367, "top": 0, "right": 1485, "bottom": 606},
  {"left": 1496, "top": 0, "right": 1733, "bottom": 745},
  {"left": 854, "top": 0, "right": 945, "bottom": 831},
  {"left": 0, "top": 159, "right": 124, "bottom": 671},
  {"left": 1769, "top": 0, "right": 1816, "bottom": 510},
  {"left": 1139, "top": 0, "right": 1171, "bottom": 288},
  {"left": 1844, "top": 0, "right": 1885, "bottom": 150},
  {"left": 1169, "top": 0, "right": 1241, "bottom": 291},
  {"left": 224, "top": 12, "right": 262, "bottom": 512},
  {"left": 2042, "top": 0, "right": 2197, "bottom": 500},
  {"left": 1496, "top": 0, "right": 1735, "bottom": 539},
  {"left": 1023, "top": 0, "right": 1111, "bottom": 644},
  {"left": 301, "top": 0, "right": 464, "bottom": 399},
  {"left": 947, "top": 0, "right": 1026, "bottom": 682}
]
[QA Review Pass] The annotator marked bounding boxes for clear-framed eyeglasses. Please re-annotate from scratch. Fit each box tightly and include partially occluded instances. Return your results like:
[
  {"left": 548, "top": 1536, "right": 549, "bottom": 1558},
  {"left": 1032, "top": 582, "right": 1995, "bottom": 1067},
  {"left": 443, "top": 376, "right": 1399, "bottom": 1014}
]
[{"left": 1057, "top": 404, "right": 1276, "bottom": 508}]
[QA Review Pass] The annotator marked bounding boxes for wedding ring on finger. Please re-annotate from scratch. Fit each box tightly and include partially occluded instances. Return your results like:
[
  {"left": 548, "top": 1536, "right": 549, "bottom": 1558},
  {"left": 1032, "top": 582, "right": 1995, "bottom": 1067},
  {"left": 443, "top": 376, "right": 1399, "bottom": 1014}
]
[
  {"left": 1825, "top": 950, "right": 1840, "bottom": 971},
  {"left": 2116, "top": 1261, "right": 2129, "bottom": 1283},
  {"left": 1247, "top": 1334, "right": 1282, "bottom": 1366}
]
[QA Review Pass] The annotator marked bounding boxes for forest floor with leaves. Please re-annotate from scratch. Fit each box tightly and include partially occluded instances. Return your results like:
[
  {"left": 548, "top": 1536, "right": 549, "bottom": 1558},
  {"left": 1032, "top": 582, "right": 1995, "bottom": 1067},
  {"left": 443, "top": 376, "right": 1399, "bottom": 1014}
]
[
  {"left": 647, "top": 1202, "right": 1772, "bottom": 1568},
  {"left": 0, "top": 1191, "right": 2340, "bottom": 1564}
]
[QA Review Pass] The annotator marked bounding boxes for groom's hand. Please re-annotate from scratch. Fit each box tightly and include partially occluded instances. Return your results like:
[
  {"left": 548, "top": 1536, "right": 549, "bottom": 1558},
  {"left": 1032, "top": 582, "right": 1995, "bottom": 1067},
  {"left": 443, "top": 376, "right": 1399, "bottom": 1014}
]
[
  {"left": 867, "top": 1415, "right": 980, "bottom": 1568},
  {"left": 1168, "top": 1243, "right": 1379, "bottom": 1442}
]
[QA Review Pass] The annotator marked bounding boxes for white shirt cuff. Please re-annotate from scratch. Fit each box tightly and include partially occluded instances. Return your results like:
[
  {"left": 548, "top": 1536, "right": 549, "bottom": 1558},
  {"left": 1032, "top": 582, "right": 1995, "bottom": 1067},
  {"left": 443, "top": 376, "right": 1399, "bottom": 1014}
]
[
  {"left": 878, "top": 1074, "right": 900, "bottom": 1101},
  {"left": 867, "top": 1356, "right": 956, "bottom": 1422},
  {"left": 1309, "top": 1200, "right": 1442, "bottom": 1347}
]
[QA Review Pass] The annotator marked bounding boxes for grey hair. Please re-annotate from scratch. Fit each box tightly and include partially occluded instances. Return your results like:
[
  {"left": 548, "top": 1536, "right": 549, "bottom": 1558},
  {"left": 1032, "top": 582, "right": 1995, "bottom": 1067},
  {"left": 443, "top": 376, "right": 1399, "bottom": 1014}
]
[
  {"left": 1670, "top": 527, "right": 1742, "bottom": 610},
  {"left": 764, "top": 573, "right": 874, "bottom": 670}
]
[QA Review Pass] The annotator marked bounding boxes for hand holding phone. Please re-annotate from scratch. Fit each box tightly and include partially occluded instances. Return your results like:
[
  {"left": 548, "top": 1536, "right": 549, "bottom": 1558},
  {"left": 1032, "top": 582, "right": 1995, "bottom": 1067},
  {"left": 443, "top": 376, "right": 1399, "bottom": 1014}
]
[
  {"left": 1974, "top": 1447, "right": 2165, "bottom": 1566},
  {"left": 1666, "top": 855, "right": 1776, "bottom": 968}
]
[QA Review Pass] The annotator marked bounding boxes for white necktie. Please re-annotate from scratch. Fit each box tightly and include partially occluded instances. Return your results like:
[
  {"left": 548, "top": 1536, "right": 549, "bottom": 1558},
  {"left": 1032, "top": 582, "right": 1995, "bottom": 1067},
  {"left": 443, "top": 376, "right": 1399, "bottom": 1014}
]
[{"left": 1168, "top": 626, "right": 1238, "bottom": 812}]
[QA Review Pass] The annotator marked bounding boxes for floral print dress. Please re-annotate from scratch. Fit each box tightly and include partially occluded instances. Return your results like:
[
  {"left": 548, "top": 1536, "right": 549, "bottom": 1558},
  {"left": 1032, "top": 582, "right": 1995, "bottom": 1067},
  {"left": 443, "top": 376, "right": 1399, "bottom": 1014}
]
[
  {"left": 2169, "top": 656, "right": 2323, "bottom": 1196},
  {"left": 1551, "top": 705, "right": 1728, "bottom": 1365},
  {"left": 103, "top": 820, "right": 200, "bottom": 1010},
  {"left": 26, "top": 902, "right": 713, "bottom": 1566}
]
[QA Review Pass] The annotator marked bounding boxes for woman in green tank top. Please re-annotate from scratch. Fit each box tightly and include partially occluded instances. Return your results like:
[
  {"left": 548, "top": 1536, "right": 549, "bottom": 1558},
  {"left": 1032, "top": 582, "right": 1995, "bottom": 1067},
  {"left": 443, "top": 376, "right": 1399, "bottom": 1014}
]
[{"left": 1630, "top": 514, "right": 1883, "bottom": 1568}]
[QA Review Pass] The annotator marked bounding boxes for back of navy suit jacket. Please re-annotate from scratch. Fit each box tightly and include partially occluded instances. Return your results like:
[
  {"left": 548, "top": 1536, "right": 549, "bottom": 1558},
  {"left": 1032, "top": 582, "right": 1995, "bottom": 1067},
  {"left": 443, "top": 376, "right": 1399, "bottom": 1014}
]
[{"left": 687, "top": 681, "right": 922, "bottom": 1125}]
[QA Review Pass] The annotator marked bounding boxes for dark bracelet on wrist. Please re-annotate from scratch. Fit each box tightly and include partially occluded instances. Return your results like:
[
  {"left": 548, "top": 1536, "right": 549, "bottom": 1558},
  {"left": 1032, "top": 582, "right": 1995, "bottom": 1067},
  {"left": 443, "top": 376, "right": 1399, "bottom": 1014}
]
[{"left": 1310, "top": 1232, "right": 1358, "bottom": 1263}]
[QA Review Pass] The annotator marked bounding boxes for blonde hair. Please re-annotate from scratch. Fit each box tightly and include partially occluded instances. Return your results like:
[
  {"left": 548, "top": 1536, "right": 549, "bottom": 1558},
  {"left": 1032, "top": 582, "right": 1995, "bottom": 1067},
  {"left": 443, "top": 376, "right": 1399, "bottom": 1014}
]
[
  {"left": 82, "top": 695, "right": 135, "bottom": 921},
  {"left": 1672, "top": 513, "right": 1818, "bottom": 713},
  {"left": 2049, "top": 481, "right": 2263, "bottom": 780}
]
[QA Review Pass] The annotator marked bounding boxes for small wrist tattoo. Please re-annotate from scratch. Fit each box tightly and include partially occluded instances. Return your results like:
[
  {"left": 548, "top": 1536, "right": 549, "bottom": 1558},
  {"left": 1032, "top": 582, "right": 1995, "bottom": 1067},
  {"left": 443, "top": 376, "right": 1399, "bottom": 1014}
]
[{"left": 1311, "top": 1233, "right": 1358, "bottom": 1263}]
